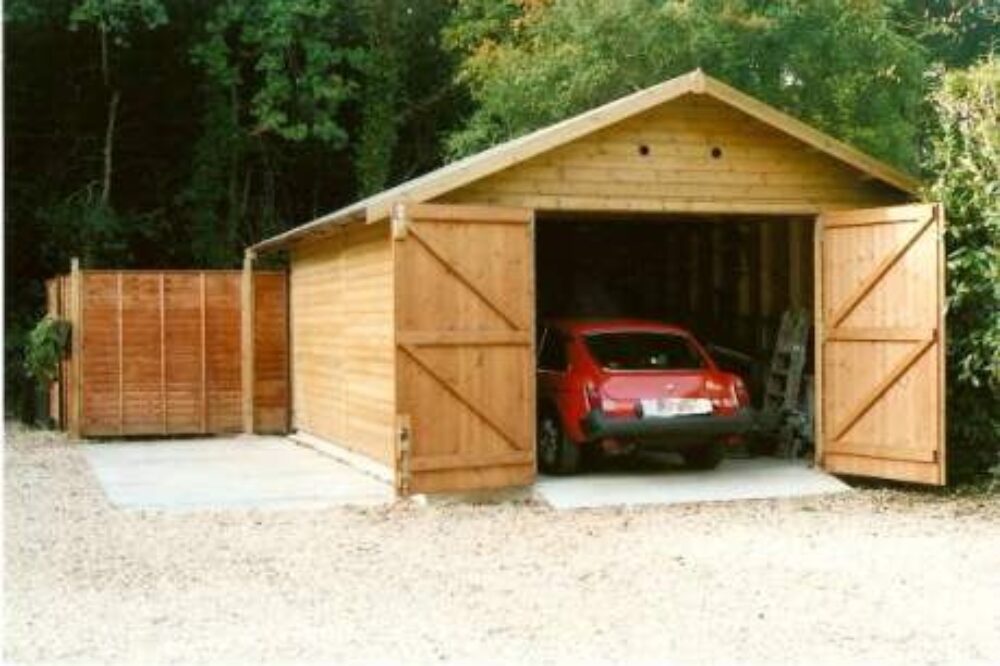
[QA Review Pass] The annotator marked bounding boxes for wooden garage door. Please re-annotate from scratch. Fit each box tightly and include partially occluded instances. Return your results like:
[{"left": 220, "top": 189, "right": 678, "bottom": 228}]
[
  {"left": 393, "top": 203, "right": 536, "bottom": 494},
  {"left": 817, "top": 203, "right": 946, "bottom": 485}
]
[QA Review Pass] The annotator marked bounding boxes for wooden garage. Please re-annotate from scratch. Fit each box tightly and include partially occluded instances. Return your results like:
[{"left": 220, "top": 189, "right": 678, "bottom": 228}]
[{"left": 252, "top": 70, "right": 946, "bottom": 494}]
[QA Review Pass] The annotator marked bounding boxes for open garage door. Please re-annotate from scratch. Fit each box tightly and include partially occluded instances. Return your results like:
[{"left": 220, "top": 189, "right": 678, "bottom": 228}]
[
  {"left": 817, "top": 203, "right": 946, "bottom": 485},
  {"left": 392, "top": 203, "right": 536, "bottom": 494}
]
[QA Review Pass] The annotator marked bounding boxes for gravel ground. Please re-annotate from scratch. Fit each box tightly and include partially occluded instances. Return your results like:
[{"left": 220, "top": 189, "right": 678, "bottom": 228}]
[{"left": 5, "top": 424, "right": 1000, "bottom": 666}]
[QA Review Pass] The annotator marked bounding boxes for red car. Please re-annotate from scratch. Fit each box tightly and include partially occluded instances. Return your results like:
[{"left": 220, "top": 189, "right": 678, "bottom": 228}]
[{"left": 536, "top": 319, "right": 752, "bottom": 474}]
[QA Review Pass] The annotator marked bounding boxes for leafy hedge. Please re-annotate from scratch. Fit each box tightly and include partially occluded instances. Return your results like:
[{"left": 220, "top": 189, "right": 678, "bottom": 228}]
[
  {"left": 925, "top": 55, "right": 1000, "bottom": 482},
  {"left": 24, "top": 316, "right": 71, "bottom": 384}
]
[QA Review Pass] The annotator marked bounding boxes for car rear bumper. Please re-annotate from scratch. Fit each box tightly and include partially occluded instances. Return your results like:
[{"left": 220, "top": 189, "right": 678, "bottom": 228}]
[{"left": 580, "top": 408, "right": 754, "bottom": 449}]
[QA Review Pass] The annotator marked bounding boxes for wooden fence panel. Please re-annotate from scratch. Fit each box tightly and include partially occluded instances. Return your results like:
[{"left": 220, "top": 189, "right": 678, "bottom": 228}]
[
  {"left": 164, "top": 274, "right": 203, "bottom": 434},
  {"left": 81, "top": 273, "right": 122, "bottom": 436},
  {"left": 204, "top": 273, "right": 243, "bottom": 433},
  {"left": 122, "top": 273, "right": 165, "bottom": 434},
  {"left": 49, "top": 269, "right": 287, "bottom": 438},
  {"left": 253, "top": 273, "right": 289, "bottom": 433}
]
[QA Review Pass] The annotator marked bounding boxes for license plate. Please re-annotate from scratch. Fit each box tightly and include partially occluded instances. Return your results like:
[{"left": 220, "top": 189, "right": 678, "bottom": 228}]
[{"left": 640, "top": 397, "right": 712, "bottom": 418}]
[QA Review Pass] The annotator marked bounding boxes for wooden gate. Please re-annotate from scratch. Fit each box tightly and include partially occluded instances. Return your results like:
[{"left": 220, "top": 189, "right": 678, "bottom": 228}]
[
  {"left": 392, "top": 203, "right": 536, "bottom": 494},
  {"left": 817, "top": 203, "right": 946, "bottom": 484}
]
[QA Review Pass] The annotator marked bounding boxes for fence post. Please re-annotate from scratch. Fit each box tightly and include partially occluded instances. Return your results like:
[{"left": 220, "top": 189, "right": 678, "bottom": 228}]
[
  {"left": 241, "top": 249, "right": 256, "bottom": 434},
  {"left": 69, "top": 257, "right": 83, "bottom": 439}
]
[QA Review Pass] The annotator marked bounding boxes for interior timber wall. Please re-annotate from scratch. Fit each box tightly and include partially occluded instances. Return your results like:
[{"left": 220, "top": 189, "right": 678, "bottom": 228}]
[
  {"left": 536, "top": 214, "right": 814, "bottom": 357},
  {"left": 46, "top": 270, "right": 287, "bottom": 437},
  {"left": 439, "top": 94, "right": 908, "bottom": 215},
  {"left": 288, "top": 221, "right": 395, "bottom": 465}
]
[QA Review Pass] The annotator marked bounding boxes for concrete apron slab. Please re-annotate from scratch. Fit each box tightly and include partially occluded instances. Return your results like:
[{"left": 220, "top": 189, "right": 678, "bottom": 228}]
[
  {"left": 534, "top": 456, "right": 851, "bottom": 510},
  {"left": 83, "top": 436, "right": 395, "bottom": 511}
]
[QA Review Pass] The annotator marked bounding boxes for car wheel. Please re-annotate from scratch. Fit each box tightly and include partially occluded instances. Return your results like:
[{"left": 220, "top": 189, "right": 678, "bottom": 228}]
[
  {"left": 682, "top": 441, "right": 725, "bottom": 470},
  {"left": 537, "top": 410, "right": 580, "bottom": 475}
]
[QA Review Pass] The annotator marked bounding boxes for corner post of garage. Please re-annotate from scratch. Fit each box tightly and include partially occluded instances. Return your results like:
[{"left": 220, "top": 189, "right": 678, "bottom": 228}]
[
  {"left": 69, "top": 256, "right": 83, "bottom": 439},
  {"left": 241, "top": 248, "right": 256, "bottom": 434},
  {"left": 391, "top": 201, "right": 412, "bottom": 496}
]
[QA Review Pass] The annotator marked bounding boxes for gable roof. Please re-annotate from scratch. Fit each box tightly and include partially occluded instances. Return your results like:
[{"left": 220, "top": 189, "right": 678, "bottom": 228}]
[{"left": 254, "top": 69, "right": 920, "bottom": 253}]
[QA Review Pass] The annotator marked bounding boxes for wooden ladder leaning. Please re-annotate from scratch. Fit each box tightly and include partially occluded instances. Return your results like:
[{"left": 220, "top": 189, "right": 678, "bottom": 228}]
[{"left": 760, "top": 308, "right": 811, "bottom": 458}]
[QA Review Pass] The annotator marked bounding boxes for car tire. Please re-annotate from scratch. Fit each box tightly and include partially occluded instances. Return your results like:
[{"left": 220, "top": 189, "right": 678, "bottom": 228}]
[
  {"left": 682, "top": 441, "right": 725, "bottom": 470},
  {"left": 537, "top": 409, "right": 580, "bottom": 475}
]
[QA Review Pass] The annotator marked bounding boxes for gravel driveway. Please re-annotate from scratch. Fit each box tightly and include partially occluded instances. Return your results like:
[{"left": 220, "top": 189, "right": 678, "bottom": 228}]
[{"left": 6, "top": 425, "right": 1000, "bottom": 665}]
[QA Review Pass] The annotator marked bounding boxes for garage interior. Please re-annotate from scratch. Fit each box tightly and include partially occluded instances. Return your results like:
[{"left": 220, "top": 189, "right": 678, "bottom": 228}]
[{"left": 535, "top": 212, "right": 817, "bottom": 456}]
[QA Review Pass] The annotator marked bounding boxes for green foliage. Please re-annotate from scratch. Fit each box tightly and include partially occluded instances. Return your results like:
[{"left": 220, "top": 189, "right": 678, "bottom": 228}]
[
  {"left": 899, "top": 0, "right": 1000, "bottom": 67},
  {"left": 354, "top": 0, "right": 405, "bottom": 195},
  {"left": 36, "top": 190, "right": 132, "bottom": 266},
  {"left": 925, "top": 54, "right": 1000, "bottom": 481},
  {"left": 444, "top": 0, "right": 927, "bottom": 171},
  {"left": 69, "top": 0, "right": 167, "bottom": 38},
  {"left": 192, "top": 0, "right": 358, "bottom": 146},
  {"left": 24, "top": 317, "right": 71, "bottom": 384}
]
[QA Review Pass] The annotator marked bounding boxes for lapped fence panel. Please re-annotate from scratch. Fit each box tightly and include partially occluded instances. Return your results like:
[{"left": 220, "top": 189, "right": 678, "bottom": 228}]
[{"left": 50, "top": 270, "right": 287, "bottom": 437}]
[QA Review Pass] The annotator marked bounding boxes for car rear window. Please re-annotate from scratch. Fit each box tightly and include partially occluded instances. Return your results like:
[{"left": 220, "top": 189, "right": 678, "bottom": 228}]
[{"left": 585, "top": 332, "right": 704, "bottom": 371}]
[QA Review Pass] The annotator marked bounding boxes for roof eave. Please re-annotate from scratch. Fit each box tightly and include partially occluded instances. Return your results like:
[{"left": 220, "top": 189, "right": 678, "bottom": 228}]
[{"left": 253, "top": 68, "right": 921, "bottom": 253}]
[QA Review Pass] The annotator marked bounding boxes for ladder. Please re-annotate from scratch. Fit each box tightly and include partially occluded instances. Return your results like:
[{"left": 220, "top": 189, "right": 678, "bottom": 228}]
[{"left": 760, "top": 308, "right": 810, "bottom": 458}]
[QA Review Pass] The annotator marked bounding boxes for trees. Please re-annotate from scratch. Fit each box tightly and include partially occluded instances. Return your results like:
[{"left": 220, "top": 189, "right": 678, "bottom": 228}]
[
  {"left": 925, "top": 55, "right": 1000, "bottom": 480},
  {"left": 3, "top": 0, "right": 462, "bottom": 415},
  {"left": 444, "top": 0, "right": 927, "bottom": 170}
]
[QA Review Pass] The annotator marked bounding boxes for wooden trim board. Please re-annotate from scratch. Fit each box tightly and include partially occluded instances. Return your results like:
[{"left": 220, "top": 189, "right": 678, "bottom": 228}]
[{"left": 290, "top": 431, "right": 394, "bottom": 485}]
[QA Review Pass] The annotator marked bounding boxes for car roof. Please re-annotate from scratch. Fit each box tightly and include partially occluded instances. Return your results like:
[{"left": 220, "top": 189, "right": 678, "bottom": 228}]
[{"left": 545, "top": 318, "right": 693, "bottom": 337}]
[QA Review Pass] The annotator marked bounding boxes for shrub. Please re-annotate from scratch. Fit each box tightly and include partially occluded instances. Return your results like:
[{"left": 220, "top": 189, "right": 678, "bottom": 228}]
[
  {"left": 925, "top": 54, "right": 1000, "bottom": 482},
  {"left": 24, "top": 316, "right": 71, "bottom": 384}
]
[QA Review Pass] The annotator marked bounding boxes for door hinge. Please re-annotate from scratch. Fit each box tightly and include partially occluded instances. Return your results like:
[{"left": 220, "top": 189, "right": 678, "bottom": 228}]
[{"left": 396, "top": 415, "right": 412, "bottom": 495}]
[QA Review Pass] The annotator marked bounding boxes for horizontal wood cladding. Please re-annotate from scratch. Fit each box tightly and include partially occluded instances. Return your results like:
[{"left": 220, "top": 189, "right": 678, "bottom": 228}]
[
  {"left": 63, "top": 270, "right": 287, "bottom": 437},
  {"left": 289, "top": 221, "right": 395, "bottom": 465},
  {"left": 438, "top": 95, "right": 908, "bottom": 215}
]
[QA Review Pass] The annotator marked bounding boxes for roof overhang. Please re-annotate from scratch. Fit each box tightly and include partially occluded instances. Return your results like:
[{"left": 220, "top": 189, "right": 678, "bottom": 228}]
[{"left": 254, "top": 69, "right": 920, "bottom": 253}]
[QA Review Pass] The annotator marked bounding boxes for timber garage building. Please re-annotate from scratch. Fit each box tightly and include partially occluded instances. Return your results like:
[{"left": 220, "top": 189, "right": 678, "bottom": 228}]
[{"left": 251, "top": 70, "right": 946, "bottom": 495}]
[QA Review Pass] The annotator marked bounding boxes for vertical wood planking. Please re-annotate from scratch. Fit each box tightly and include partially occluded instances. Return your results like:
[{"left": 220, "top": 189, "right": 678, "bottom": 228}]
[
  {"left": 813, "top": 217, "right": 824, "bottom": 463},
  {"left": 58, "top": 268, "right": 287, "bottom": 438},
  {"left": 160, "top": 273, "right": 167, "bottom": 432},
  {"left": 759, "top": 219, "right": 774, "bottom": 341},
  {"left": 394, "top": 203, "right": 535, "bottom": 494},
  {"left": 200, "top": 272, "right": 208, "bottom": 433},
  {"left": 241, "top": 251, "right": 256, "bottom": 433},
  {"left": 117, "top": 272, "right": 124, "bottom": 434},
  {"left": 252, "top": 272, "right": 290, "bottom": 433},
  {"left": 69, "top": 258, "right": 83, "bottom": 438},
  {"left": 817, "top": 203, "right": 945, "bottom": 485},
  {"left": 936, "top": 205, "right": 947, "bottom": 483}
]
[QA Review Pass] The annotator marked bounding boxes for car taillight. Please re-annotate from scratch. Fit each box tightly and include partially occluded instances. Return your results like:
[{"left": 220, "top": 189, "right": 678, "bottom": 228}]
[
  {"left": 600, "top": 397, "right": 641, "bottom": 418},
  {"left": 706, "top": 378, "right": 739, "bottom": 410},
  {"left": 584, "top": 382, "right": 600, "bottom": 411},
  {"left": 734, "top": 377, "right": 750, "bottom": 407}
]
